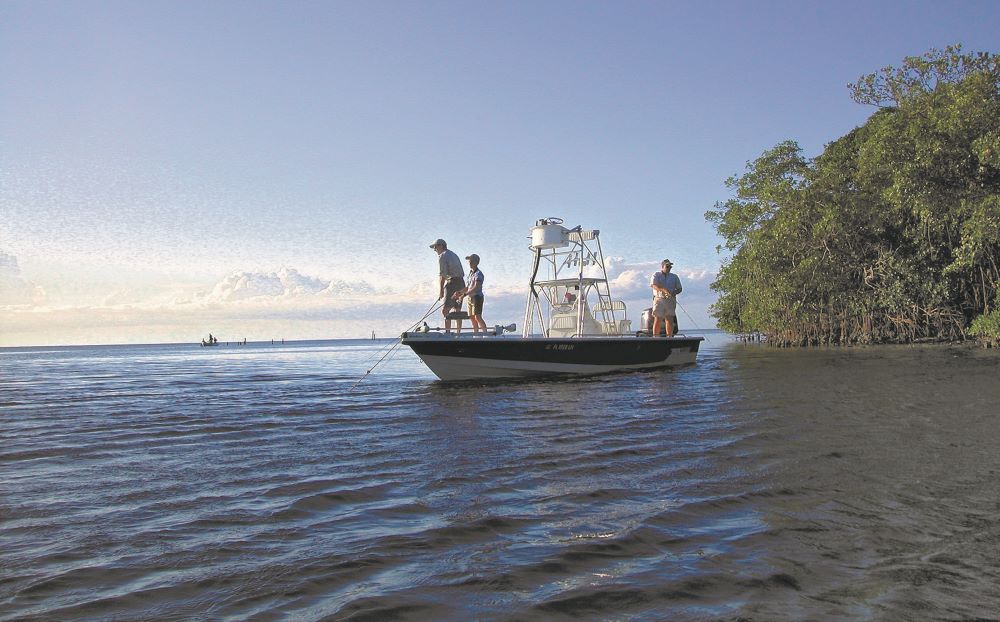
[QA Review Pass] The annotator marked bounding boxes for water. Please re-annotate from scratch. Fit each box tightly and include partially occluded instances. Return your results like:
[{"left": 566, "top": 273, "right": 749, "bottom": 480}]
[{"left": 2, "top": 335, "right": 999, "bottom": 621}]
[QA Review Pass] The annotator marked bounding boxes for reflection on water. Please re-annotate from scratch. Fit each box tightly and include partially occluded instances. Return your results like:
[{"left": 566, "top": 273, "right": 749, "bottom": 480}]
[{"left": 2, "top": 337, "right": 999, "bottom": 620}]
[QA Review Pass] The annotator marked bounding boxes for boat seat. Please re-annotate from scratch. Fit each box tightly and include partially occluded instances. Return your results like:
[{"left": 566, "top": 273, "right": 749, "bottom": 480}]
[
  {"left": 548, "top": 305, "right": 604, "bottom": 337},
  {"left": 600, "top": 319, "right": 633, "bottom": 335},
  {"left": 595, "top": 300, "right": 627, "bottom": 312},
  {"left": 446, "top": 311, "right": 470, "bottom": 320}
]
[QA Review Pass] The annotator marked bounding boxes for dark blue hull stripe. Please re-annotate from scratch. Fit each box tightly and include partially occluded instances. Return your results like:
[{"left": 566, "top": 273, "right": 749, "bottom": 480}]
[{"left": 401, "top": 337, "right": 703, "bottom": 366}]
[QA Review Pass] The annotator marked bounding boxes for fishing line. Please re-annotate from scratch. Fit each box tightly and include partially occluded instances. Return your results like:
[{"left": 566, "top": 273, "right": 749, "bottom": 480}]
[
  {"left": 349, "top": 340, "right": 405, "bottom": 391},
  {"left": 359, "top": 298, "right": 441, "bottom": 367},
  {"left": 410, "top": 299, "right": 445, "bottom": 331},
  {"left": 350, "top": 298, "right": 444, "bottom": 390},
  {"left": 676, "top": 300, "right": 711, "bottom": 341}
]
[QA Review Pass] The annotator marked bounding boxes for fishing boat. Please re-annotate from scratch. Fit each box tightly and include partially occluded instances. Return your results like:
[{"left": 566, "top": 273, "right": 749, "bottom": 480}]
[{"left": 401, "top": 218, "right": 703, "bottom": 380}]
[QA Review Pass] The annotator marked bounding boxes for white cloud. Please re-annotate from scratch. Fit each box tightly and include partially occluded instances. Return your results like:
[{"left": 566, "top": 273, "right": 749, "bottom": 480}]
[
  {"left": 609, "top": 264, "right": 716, "bottom": 302},
  {"left": 0, "top": 261, "right": 718, "bottom": 346},
  {"left": 0, "top": 251, "right": 47, "bottom": 306},
  {"left": 199, "top": 267, "right": 384, "bottom": 303}
]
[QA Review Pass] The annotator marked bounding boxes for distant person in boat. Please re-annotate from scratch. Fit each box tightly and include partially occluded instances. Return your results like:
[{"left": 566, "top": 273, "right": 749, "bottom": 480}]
[
  {"left": 454, "top": 254, "right": 487, "bottom": 334},
  {"left": 650, "top": 259, "right": 682, "bottom": 337},
  {"left": 430, "top": 238, "right": 466, "bottom": 332}
]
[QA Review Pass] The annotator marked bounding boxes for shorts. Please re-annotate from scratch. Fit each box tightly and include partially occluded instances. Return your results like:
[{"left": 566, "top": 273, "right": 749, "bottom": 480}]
[
  {"left": 652, "top": 296, "right": 676, "bottom": 319},
  {"left": 467, "top": 294, "right": 484, "bottom": 316},
  {"left": 443, "top": 278, "right": 465, "bottom": 313}
]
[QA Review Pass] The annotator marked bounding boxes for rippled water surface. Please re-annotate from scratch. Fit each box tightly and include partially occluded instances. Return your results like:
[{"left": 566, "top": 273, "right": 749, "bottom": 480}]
[{"left": 3, "top": 336, "right": 1000, "bottom": 621}]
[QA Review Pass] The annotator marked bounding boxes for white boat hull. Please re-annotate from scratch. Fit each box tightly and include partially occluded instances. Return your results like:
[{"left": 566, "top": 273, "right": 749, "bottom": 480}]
[{"left": 415, "top": 349, "right": 699, "bottom": 380}]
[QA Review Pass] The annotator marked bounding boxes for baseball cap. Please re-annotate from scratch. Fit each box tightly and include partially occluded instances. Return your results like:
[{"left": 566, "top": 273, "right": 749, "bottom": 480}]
[
  {"left": 430, "top": 238, "right": 447, "bottom": 248},
  {"left": 465, "top": 253, "right": 480, "bottom": 262}
]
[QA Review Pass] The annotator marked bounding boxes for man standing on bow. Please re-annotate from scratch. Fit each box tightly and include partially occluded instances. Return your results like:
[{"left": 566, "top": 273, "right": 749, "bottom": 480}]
[
  {"left": 650, "top": 259, "right": 682, "bottom": 337},
  {"left": 430, "top": 238, "right": 466, "bottom": 333},
  {"left": 454, "top": 253, "right": 486, "bottom": 335}
]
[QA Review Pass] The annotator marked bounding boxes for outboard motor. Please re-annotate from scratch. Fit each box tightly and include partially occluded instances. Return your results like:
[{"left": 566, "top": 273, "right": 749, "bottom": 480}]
[
  {"left": 639, "top": 307, "right": 678, "bottom": 336},
  {"left": 640, "top": 307, "right": 654, "bottom": 335}
]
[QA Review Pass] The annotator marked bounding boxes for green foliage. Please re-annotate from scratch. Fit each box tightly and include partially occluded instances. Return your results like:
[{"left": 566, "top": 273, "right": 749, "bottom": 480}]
[
  {"left": 848, "top": 44, "right": 1000, "bottom": 107},
  {"left": 708, "top": 45, "right": 1000, "bottom": 345},
  {"left": 969, "top": 309, "right": 1000, "bottom": 347}
]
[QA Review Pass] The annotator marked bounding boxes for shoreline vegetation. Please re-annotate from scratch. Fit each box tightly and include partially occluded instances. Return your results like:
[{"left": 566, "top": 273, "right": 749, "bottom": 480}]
[{"left": 707, "top": 45, "right": 1000, "bottom": 348}]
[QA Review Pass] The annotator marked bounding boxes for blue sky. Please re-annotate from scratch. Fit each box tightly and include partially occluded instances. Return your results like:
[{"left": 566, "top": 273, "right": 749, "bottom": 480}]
[{"left": 2, "top": 0, "right": 998, "bottom": 345}]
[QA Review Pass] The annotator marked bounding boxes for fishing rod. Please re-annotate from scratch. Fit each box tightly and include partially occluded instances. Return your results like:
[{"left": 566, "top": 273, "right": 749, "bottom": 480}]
[
  {"left": 350, "top": 299, "right": 443, "bottom": 391},
  {"left": 407, "top": 298, "right": 445, "bottom": 332}
]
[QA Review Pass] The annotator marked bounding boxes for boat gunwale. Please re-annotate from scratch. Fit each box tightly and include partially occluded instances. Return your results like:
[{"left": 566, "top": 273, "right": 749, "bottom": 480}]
[{"left": 400, "top": 332, "right": 705, "bottom": 343}]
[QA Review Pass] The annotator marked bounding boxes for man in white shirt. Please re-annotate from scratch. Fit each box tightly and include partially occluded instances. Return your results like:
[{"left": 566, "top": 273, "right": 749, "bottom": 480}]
[
  {"left": 650, "top": 259, "right": 682, "bottom": 337},
  {"left": 455, "top": 254, "right": 486, "bottom": 334}
]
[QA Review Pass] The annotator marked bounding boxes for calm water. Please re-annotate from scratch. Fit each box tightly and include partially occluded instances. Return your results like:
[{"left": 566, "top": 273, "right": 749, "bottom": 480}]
[{"left": 2, "top": 335, "right": 999, "bottom": 621}]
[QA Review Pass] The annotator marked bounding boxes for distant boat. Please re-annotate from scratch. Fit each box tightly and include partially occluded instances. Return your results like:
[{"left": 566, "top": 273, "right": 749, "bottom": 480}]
[
  {"left": 201, "top": 334, "right": 219, "bottom": 347},
  {"left": 401, "top": 217, "right": 703, "bottom": 380}
]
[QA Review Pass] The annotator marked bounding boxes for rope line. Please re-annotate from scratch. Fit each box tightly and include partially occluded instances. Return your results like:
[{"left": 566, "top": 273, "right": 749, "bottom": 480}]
[
  {"left": 359, "top": 299, "right": 441, "bottom": 367},
  {"left": 349, "top": 298, "right": 444, "bottom": 391},
  {"left": 676, "top": 301, "right": 710, "bottom": 341}
]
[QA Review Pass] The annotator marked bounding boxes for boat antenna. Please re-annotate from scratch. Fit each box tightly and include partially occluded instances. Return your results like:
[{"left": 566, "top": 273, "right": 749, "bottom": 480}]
[
  {"left": 350, "top": 299, "right": 443, "bottom": 391},
  {"left": 524, "top": 245, "right": 543, "bottom": 336}
]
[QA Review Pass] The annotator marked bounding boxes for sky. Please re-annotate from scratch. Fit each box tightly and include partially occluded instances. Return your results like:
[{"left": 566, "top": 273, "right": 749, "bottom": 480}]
[{"left": 2, "top": 0, "right": 998, "bottom": 346}]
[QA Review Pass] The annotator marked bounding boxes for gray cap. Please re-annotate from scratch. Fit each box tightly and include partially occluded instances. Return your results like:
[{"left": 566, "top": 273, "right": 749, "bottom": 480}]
[
  {"left": 430, "top": 238, "right": 447, "bottom": 249},
  {"left": 465, "top": 253, "right": 480, "bottom": 263},
  {"left": 661, "top": 259, "right": 673, "bottom": 267}
]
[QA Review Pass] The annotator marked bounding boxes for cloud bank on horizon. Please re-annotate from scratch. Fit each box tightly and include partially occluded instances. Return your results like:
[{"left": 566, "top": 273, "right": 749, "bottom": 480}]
[
  {"left": 204, "top": 267, "right": 381, "bottom": 302},
  {"left": 0, "top": 252, "right": 717, "bottom": 346},
  {"left": 0, "top": 251, "right": 47, "bottom": 306}
]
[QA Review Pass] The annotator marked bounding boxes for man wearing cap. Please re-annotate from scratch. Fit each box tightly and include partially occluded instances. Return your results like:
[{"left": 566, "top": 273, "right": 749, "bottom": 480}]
[
  {"left": 454, "top": 254, "right": 486, "bottom": 334},
  {"left": 430, "top": 238, "right": 466, "bottom": 332},
  {"left": 650, "top": 259, "right": 682, "bottom": 337}
]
